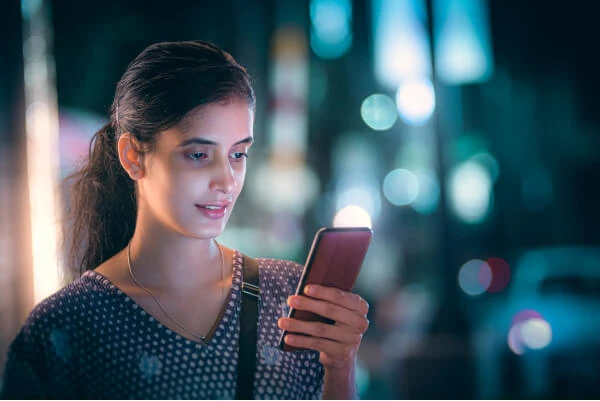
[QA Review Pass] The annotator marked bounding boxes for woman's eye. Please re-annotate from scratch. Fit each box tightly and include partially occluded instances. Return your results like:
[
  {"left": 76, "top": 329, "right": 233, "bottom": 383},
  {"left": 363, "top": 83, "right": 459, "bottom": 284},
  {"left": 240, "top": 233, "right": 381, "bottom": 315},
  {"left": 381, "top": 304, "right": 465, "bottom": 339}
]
[
  {"left": 188, "top": 152, "right": 208, "bottom": 161},
  {"left": 232, "top": 152, "right": 248, "bottom": 160}
]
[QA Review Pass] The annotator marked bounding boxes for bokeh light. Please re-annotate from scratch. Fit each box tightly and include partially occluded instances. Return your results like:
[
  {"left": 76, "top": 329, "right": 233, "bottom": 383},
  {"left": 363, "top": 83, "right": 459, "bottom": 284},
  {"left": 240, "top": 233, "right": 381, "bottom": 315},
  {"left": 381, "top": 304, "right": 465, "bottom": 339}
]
[
  {"left": 383, "top": 168, "right": 419, "bottom": 206},
  {"left": 360, "top": 94, "right": 398, "bottom": 131},
  {"left": 22, "top": 5, "right": 62, "bottom": 302},
  {"left": 310, "top": 0, "right": 352, "bottom": 59},
  {"left": 336, "top": 182, "right": 382, "bottom": 221},
  {"left": 373, "top": 0, "right": 431, "bottom": 89},
  {"left": 248, "top": 162, "right": 320, "bottom": 214},
  {"left": 508, "top": 310, "right": 552, "bottom": 355},
  {"left": 411, "top": 169, "right": 440, "bottom": 214},
  {"left": 21, "top": 0, "right": 43, "bottom": 20},
  {"left": 395, "top": 78, "right": 435, "bottom": 126},
  {"left": 448, "top": 161, "right": 492, "bottom": 223},
  {"left": 511, "top": 309, "right": 543, "bottom": 326},
  {"left": 333, "top": 205, "right": 372, "bottom": 228},
  {"left": 508, "top": 323, "right": 526, "bottom": 355},
  {"left": 23, "top": 35, "right": 46, "bottom": 61},
  {"left": 434, "top": 0, "right": 494, "bottom": 85},
  {"left": 458, "top": 259, "right": 492, "bottom": 296},
  {"left": 521, "top": 318, "right": 552, "bottom": 350},
  {"left": 485, "top": 257, "right": 511, "bottom": 293}
]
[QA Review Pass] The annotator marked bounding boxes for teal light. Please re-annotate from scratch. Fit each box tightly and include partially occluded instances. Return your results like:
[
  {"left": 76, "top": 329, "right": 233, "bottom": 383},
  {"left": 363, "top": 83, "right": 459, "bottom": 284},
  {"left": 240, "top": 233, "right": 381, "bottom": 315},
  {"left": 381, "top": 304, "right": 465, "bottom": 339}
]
[
  {"left": 310, "top": 0, "right": 353, "bottom": 59},
  {"left": 434, "top": 0, "right": 494, "bottom": 84},
  {"left": 458, "top": 259, "right": 492, "bottom": 296},
  {"left": 448, "top": 160, "right": 492, "bottom": 223},
  {"left": 373, "top": 0, "right": 431, "bottom": 89},
  {"left": 395, "top": 77, "right": 436, "bottom": 126},
  {"left": 360, "top": 94, "right": 398, "bottom": 131},
  {"left": 21, "top": 0, "right": 42, "bottom": 21},
  {"left": 383, "top": 168, "right": 420, "bottom": 207},
  {"left": 411, "top": 169, "right": 440, "bottom": 214}
]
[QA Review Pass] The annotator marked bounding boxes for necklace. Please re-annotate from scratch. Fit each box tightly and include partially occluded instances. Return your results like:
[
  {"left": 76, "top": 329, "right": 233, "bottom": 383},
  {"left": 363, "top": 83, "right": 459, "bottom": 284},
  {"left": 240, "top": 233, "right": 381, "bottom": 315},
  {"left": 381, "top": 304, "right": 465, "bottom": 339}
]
[{"left": 126, "top": 240, "right": 225, "bottom": 342}]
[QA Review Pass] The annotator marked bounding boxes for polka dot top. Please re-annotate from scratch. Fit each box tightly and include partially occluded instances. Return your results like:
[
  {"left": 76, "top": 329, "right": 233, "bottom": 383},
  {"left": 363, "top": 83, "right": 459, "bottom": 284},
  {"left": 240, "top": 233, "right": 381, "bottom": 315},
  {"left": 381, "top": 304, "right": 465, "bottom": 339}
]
[{"left": 0, "top": 251, "right": 325, "bottom": 399}]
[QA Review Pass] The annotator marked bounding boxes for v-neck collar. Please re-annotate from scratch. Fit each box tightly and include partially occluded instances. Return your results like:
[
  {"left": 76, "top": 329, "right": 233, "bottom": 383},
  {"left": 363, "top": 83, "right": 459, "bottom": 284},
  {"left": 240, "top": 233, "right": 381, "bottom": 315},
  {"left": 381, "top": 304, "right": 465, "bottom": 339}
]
[{"left": 83, "top": 250, "right": 244, "bottom": 347}]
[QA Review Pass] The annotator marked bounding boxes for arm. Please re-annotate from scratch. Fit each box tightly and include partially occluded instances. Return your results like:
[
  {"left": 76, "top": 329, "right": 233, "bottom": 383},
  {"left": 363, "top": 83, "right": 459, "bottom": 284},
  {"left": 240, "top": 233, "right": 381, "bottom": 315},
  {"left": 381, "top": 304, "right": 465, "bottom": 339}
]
[
  {"left": 278, "top": 284, "right": 370, "bottom": 400},
  {"left": 322, "top": 360, "right": 357, "bottom": 399}
]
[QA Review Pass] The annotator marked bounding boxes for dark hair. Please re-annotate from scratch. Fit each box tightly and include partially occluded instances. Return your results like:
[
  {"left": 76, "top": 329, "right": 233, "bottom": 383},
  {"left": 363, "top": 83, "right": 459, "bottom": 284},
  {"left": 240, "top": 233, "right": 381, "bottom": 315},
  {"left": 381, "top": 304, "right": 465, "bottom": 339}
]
[{"left": 63, "top": 40, "right": 255, "bottom": 279}]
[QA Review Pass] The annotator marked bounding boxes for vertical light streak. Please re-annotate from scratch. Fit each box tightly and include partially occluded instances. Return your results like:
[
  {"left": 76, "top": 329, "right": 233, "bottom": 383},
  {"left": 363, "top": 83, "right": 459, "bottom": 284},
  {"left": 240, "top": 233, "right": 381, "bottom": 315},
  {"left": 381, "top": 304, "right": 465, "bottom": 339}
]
[
  {"left": 373, "top": 0, "right": 431, "bottom": 89},
  {"left": 21, "top": 0, "right": 62, "bottom": 302}
]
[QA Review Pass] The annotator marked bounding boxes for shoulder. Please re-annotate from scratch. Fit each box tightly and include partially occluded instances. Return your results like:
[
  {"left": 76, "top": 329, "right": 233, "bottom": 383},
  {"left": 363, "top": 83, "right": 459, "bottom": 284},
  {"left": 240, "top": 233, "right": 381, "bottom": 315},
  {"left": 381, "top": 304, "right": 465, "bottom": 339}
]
[
  {"left": 256, "top": 257, "right": 303, "bottom": 289},
  {"left": 13, "top": 273, "right": 110, "bottom": 341},
  {"left": 34, "top": 272, "right": 109, "bottom": 312},
  {"left": 1, "top": 275, "right": 106, "bottom": 398},
  {"left": 236, "top": 253, "right": 305, "bottom": 301},
  {"left": 257, "top": 257, "right": 303, "bottom": 278},
  {"left": 245, "top": 256, "right": 304, "bottom": 307},
  {"left": 6, "top": 273, "right": 117, "bottom": 368}
]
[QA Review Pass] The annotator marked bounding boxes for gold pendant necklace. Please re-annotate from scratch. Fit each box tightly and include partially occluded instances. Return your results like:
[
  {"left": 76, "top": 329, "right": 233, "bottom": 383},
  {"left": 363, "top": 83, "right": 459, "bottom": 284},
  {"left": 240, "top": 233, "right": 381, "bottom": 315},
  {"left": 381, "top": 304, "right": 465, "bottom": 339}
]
[{"left": 126, "top": 239, "right": 225, "bottom": 342}]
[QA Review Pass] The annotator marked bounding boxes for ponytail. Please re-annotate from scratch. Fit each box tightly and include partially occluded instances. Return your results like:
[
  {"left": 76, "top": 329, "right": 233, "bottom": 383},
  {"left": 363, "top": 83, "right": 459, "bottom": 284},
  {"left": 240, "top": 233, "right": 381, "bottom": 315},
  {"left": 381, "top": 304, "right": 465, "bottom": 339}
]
[{"left": 63, "top": 122, "right": 136, "bottom": 279}]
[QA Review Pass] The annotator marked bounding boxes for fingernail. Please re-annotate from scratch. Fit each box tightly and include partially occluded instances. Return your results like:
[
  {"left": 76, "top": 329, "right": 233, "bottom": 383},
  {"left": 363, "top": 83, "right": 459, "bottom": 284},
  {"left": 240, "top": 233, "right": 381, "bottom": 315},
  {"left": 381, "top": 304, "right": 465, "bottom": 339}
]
[
  {"left": 304, "top": 285, "right": 315, "bottom": 295},
  {"left": 285, "top": 335, "right": 296, "bottom": 344}
]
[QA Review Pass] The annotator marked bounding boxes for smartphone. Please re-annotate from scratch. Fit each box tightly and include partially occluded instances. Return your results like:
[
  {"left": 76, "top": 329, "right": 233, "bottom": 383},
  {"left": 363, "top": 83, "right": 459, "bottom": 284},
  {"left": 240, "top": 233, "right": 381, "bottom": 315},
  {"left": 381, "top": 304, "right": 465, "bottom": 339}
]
[{"left": 278, "top": 226, "right": 373, "bottom": 352}]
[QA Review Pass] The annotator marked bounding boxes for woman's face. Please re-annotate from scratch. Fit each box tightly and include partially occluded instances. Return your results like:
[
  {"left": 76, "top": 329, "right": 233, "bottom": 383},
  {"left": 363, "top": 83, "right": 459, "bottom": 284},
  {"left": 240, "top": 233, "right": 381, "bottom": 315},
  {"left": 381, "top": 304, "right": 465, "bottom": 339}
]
[{"left": 137, "top": 99, "right": 254, "bottom": 239}]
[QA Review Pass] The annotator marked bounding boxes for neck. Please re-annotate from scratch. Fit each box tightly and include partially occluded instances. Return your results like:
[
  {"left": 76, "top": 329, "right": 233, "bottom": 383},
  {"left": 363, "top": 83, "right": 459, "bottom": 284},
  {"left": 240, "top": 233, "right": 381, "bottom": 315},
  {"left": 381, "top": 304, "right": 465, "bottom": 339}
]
[{"left": 127, "top": 224, "right": 225, "bottom": 293}]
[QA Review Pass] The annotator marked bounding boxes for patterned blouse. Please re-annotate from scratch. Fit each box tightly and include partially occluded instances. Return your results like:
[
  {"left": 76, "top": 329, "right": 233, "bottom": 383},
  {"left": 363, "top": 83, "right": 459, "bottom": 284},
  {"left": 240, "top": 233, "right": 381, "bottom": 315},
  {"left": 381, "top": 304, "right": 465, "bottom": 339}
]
[{"left": 1, "top": 251, "right": 325, "bottom": 399}]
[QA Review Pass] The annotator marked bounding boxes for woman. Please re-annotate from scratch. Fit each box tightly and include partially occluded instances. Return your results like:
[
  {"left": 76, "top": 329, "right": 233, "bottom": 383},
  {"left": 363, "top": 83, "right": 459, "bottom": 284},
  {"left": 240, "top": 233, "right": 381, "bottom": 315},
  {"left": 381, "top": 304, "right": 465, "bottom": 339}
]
[{"left": 1, "top": 40, "right": 369, "bottom": 399}]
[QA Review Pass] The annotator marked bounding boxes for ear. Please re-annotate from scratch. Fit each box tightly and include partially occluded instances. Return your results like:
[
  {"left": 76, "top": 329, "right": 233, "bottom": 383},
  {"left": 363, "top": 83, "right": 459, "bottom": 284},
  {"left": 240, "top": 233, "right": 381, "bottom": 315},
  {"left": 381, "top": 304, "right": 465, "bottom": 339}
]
[{"left": 118, "top": 133, "right": 145, "bottom": 180}]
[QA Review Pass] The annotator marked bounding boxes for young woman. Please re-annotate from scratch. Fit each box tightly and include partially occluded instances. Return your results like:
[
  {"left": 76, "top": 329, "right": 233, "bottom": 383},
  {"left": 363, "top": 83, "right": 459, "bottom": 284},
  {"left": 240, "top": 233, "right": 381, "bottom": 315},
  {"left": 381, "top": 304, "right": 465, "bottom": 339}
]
[{"left": 0, "top": 40, "right": 369, "bottom": 399}]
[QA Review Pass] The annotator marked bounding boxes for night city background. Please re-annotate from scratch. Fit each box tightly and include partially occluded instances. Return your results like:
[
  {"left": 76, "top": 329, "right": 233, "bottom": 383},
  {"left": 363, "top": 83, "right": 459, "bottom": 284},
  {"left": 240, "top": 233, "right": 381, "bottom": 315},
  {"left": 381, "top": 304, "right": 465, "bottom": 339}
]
[{"left": 1, "top": 0, "right": 600, "bottom": 398}]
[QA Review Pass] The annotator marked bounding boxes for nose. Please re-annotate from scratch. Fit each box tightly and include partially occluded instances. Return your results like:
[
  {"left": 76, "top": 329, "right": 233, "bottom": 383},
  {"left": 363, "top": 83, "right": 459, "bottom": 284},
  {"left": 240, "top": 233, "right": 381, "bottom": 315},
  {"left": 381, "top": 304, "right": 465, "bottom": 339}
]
[{"left": 209, "top": 154, "right": 235, "bottom": 194}]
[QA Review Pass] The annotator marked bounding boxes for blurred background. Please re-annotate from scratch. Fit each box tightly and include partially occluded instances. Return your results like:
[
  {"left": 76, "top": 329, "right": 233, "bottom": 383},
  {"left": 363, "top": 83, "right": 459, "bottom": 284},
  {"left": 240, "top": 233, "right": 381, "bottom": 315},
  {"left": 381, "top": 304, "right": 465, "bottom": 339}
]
[{"left": 2, "top": 0, "right": 600, "bottom": 398}]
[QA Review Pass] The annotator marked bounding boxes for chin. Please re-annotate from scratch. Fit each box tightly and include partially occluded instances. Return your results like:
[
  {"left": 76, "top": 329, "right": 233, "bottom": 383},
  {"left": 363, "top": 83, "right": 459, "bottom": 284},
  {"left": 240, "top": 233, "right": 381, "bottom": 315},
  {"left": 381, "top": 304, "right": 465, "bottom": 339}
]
[{"left": 188, "top": 221, "right": 229, "bottom": 240}]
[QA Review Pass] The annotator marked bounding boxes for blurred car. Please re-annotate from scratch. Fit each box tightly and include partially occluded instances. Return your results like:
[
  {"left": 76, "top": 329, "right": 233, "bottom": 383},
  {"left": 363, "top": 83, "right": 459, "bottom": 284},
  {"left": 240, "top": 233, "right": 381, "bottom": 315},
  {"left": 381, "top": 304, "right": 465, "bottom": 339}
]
[{"left": 470, "top": 246, "right": 600, "bottom": 399}]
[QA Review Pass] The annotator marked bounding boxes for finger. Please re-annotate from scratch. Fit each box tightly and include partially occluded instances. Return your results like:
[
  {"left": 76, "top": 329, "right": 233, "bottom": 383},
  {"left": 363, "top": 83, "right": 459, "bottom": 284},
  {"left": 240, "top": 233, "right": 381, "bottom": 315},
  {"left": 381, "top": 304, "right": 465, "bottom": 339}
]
[
  {"left": 278, "top": 318, "right": 363, "bottom": 344},
  {"left": 304, "top": 285, "right": 369, "bottom": 316},
  {"left": 288, "top": 296, "right": 369, "bottom": 333},
  {"left": 283, "top": 333, "right": 353, "bottom": 358}
]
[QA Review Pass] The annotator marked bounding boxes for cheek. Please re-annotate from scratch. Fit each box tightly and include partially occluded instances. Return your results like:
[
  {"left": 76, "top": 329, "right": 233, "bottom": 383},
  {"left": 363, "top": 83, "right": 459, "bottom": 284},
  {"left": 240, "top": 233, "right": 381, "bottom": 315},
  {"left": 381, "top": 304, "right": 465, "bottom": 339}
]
[
  {"left": 149, "top": 161, "right": 178, "bottom": 192},
  {"left": 233, "top": 166, "right": 247, "bottom": 195},
  {"left": 143, "top": 159, "right": 190, "bottom": 201}
]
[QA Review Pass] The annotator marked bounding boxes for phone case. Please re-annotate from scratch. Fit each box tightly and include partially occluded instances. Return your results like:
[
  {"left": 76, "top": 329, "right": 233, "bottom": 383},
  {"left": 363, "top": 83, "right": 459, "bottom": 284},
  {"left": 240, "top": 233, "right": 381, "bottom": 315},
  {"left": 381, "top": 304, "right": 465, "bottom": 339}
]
[{"left": 279, "top": 226, "right": 373, "bottom": 352}]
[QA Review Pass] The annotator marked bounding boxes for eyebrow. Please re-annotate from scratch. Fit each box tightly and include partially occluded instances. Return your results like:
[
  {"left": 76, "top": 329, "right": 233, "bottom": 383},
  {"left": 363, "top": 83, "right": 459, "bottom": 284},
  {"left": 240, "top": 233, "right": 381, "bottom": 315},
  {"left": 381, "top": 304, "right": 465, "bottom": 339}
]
[{"left": 177, "top": 136, "right": 254, "bottom": 147}]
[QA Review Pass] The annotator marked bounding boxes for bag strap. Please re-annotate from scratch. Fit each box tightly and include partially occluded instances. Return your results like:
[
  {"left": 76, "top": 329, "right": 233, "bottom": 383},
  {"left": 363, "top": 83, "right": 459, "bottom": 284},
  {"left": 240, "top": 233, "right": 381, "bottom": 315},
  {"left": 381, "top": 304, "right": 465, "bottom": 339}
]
[{"left": 236, "top": 254, "right": 260, "bottom": 400}]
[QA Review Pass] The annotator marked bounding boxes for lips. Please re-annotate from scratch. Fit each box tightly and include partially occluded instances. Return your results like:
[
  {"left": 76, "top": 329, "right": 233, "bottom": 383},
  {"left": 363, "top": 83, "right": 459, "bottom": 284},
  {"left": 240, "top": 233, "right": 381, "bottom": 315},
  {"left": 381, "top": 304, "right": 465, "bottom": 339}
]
[
  {"left": 195, "top": 201, "right": 231, "bottom": 209},
  {"left": 195, "top": 201, "right": 231, "bottom": 219},
  {"left": 197, "top": 205, "right": 227, "bottom": 210}
]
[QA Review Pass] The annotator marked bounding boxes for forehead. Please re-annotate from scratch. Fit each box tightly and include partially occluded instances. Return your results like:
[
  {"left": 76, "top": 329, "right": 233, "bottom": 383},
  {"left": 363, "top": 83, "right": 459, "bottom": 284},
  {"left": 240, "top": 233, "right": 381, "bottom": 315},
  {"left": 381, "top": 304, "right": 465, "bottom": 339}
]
[{"left": 176, "top": 100, "right": 254, "bottom": 140}]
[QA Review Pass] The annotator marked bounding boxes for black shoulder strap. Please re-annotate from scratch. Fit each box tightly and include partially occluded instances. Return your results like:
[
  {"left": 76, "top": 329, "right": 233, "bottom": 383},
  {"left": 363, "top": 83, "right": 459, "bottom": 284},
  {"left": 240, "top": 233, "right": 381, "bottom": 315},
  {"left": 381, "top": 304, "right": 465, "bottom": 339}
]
[{"left": 236, "top": 254, "right": 260, "bottom": 400}]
